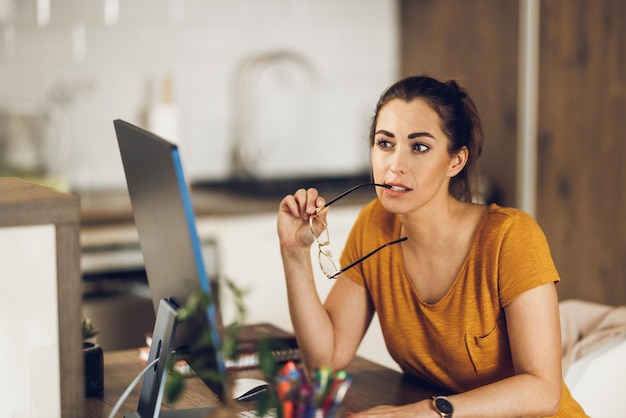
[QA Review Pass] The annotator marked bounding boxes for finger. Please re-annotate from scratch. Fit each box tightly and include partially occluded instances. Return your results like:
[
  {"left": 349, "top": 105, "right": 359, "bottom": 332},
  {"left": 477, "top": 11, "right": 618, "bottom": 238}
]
[
  {"left": 279, "top": 195, "right": 301, "bottom": 217},
  {"left": 305, "top": 188, "right": 324, "bottom": 216},
  {"left": 293, "top": 188, "right": 312, "bottom": 219},
  {"left": 315, "top": 195, "right": 326, "bottom": 211}
]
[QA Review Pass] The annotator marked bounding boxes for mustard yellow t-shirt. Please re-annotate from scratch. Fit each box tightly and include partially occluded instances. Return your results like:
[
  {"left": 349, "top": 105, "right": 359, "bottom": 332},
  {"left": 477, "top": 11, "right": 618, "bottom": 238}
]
[{"left": 340, "top": 201, "right": 586, "bottom": 416}]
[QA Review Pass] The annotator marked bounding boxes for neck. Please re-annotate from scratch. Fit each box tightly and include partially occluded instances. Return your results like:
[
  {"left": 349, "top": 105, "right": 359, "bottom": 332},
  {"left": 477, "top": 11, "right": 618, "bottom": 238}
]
[{"left": 399, "top": 197, "right": 468, "bottom": 251}]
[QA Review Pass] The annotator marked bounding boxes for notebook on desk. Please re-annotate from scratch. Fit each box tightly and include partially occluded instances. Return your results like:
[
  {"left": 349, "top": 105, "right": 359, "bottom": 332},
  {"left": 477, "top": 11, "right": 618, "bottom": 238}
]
[
  {"left": 114, "top": 119, "right": 292, "bottom": 417},
  {"left": 227, "top": 322, "right": 300, "bottom": 369},
  {"left": 140, "top": 322, "right": 300, "bottom": 370}
]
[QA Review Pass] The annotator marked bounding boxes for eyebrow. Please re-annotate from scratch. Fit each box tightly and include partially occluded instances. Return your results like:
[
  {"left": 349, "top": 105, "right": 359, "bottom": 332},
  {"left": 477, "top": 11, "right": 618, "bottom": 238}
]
[{"left": 375, "top": 130, "right": 436, "bottom": 140}]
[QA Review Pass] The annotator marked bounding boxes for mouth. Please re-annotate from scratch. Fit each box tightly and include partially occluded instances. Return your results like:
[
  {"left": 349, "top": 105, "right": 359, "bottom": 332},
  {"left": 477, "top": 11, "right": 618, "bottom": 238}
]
[{"left": 385, "top": 184, "right": 412, "bottom": 192}]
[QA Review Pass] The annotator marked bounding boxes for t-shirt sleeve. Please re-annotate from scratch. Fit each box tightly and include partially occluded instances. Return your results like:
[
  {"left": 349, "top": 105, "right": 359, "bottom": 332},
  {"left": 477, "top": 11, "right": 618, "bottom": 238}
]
[{"left": 497, "top": 211, "right": 561, "bottom": 307}]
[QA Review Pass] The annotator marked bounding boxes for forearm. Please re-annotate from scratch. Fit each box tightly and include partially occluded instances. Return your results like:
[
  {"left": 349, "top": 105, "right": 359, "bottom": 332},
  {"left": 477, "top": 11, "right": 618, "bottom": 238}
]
[
  {"left": 353, "top": 373, "right": 562, "bottom": 418},
  {"left": 280, "top": 246, "right": 336, "bottom": 370},
  {"left": 445, "top": 373, "right": 561, "bottom": 418}
]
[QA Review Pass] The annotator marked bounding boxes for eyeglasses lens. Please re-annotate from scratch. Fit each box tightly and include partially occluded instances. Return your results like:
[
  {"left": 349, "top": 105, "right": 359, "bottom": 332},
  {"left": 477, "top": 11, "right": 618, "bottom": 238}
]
[
  {"left": 318, "top": 249, "right": 338, "bottom": 278},
  {"left": 310, "top": 215, "right": 337, "bottom": 278},
  {"left": 310, "top": 215, "right": 330, "bottom": 245}
]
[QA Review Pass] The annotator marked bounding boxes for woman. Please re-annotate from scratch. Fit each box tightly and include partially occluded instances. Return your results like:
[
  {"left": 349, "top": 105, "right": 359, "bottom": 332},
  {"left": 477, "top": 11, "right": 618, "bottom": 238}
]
[{"left": 276, "top": 75, "right": 586, "bottom": 417}]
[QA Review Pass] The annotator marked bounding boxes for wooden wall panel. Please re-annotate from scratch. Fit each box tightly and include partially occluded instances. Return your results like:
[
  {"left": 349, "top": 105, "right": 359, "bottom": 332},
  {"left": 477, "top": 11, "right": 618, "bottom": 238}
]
[
  {"left": 400, "top": 0, "right": 625, "bottom": 305},
  {"left": 399, "top": 0, "right": 519, "bottom": 206},
  {"left": 537, "top": 0, "right": 626, "bottom": 304}
]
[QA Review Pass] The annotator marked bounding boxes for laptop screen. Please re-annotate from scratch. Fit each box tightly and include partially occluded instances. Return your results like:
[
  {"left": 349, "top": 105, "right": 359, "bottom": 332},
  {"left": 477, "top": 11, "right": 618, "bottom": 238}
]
[{"left": 114, "top": 119, "right": 226, "bottom": 403}]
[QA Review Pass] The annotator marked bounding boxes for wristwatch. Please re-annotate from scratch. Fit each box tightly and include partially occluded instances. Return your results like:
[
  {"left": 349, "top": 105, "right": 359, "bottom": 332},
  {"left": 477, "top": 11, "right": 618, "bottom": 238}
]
[{"left": 432, "top": 396, "right": 454, "bottom": 417}]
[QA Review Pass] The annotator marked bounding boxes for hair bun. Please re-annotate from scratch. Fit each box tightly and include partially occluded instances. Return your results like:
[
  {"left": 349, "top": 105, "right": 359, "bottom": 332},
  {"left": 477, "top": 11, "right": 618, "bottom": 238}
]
[{"left": 446, "top": 80, "right": 466, "bottom": 99}]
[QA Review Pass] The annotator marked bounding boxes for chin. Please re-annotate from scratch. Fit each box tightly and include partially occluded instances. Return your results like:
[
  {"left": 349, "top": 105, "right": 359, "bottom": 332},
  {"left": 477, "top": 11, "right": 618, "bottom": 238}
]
[{"left": 379, "top": 198, "right": 412, "bottom": 215}]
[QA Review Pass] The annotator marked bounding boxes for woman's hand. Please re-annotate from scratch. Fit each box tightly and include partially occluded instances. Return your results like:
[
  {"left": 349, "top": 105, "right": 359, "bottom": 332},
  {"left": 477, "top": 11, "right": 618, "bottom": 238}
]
[
  {"left": 347, "top": 400, "right": 438, "bottom": 417},
  {"left": 277, "top": 187, "right": 326, "bottom": 249},
  {"left": 277, "top": 188, "right": 335, "bottom": 368}
]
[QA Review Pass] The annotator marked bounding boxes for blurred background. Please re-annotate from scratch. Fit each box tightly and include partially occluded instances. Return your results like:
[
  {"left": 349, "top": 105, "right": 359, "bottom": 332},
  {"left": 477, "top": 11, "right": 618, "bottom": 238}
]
[
  {"left": 0, "top": 0, "right": 624, "bottom": 367},
  {"left": 0, "top": 0, "right": 397, "bottom": 189}
]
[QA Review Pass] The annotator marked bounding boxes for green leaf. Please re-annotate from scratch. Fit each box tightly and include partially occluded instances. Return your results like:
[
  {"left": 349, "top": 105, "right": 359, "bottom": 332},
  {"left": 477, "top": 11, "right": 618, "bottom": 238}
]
[
  {"left": 255, "top": 389, "right": 275, "bottom": 416},
  {"left": 81, "top": 318, "right": 100, "bottom": 340},
  {"left": 165, "top": 372, "right": 186, "bottom": 403},
  {"left": 256, "top": 339, "right": 279, "bottom": 379}
]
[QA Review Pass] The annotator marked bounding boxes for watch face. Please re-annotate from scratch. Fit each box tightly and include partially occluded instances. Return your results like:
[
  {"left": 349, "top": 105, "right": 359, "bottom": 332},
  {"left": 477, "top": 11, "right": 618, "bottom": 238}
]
[{"left": 434, "top": 397, "right": 454, "bottom": 414}]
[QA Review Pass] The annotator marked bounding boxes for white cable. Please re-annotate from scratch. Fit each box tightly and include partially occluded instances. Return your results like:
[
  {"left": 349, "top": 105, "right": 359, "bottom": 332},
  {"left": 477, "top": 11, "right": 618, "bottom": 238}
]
[{"left": 108, "top": 357, "right": 160, "bottom": 418}]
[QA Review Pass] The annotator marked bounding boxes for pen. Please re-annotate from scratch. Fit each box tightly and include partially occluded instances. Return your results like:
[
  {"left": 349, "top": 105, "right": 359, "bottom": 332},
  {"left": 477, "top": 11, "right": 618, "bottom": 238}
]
[
  {"left": 313, "top": 365, "right": 332, "bottom": 405},
  {"left": 280, "top": 360, "right": 299, "bottom": 379},
  {"left": 324, "top": 375, "right": 352, "bottom": 418},
  {"left": 277, "top": 361, "right": 305, "bottom": 418},
  {"left": 319, "top": 370, "right": 348, "bottom": 413},
  {"left": 319, "top": 373, "right": 345, "bottom": 411},
  {"left": 294, "top": 376, "right": 312, "bottom": 418},
  {"left": 277, "top": 379, "right": 294, "bottom": 418}
]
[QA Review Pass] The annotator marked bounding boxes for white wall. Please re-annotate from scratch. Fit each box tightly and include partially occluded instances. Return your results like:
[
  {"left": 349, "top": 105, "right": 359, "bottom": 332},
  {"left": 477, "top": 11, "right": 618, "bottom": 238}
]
[{"left": 0, "top": 0, "right": 399, "bottom": 190}]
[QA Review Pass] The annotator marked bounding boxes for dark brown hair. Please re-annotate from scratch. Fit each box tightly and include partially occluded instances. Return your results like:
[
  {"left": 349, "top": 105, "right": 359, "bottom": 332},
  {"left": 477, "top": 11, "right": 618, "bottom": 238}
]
[{"left": 369, "top": 75, "right": 483, "bottom": 202}]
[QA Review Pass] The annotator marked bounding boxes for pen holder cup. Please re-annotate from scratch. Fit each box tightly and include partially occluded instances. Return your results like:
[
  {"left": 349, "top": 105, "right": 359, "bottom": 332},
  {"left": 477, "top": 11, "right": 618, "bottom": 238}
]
[{"left": 276, "top": 363, "right": 352, "bottom": 418}]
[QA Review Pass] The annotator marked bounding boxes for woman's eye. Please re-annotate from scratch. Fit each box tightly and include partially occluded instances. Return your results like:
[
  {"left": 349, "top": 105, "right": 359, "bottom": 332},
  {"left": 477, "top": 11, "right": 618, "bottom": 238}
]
[
  {"left": 375, "top": 139, "right": 393, "bottom": 149},
  {"left": 412, "top": 143, "right": 430, "bottom": 153}
]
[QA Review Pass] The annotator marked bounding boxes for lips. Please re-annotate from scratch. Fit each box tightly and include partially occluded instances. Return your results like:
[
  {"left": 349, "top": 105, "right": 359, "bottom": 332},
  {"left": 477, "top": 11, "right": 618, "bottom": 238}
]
[
  {"left": 389, "top": 185, "right": 410, "bottom": 192},
  {"left": 385, "top": 183, "right": 412, "bottom": 192}
]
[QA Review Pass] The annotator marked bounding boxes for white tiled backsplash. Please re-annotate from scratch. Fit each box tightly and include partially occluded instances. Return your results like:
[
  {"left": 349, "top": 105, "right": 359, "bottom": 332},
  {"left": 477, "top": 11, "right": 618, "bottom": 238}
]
[{"left": 0, "top": 0, "right": 399, "bottom": 191}]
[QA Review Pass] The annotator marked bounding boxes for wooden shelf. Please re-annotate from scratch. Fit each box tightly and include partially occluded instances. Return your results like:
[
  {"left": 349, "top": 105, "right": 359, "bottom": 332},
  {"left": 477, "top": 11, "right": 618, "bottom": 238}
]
[{"left": 0, "top": 177, "right": 84, "bottom": 416}]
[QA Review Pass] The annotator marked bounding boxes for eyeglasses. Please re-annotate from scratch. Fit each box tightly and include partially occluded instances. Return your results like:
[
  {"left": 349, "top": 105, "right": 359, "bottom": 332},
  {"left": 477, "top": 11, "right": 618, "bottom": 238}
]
[{"left": 309, "top": 183, "right": 407, "bottom": 279}]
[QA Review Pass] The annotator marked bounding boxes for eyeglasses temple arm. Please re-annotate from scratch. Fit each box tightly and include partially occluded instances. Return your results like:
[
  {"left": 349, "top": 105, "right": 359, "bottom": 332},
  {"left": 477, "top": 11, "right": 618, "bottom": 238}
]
[
  {"left": 323, "top": 183, "right": 390, "bottom": 208},
  {"left": 328, "top": 236, "right": 407, "bottom": 279}
]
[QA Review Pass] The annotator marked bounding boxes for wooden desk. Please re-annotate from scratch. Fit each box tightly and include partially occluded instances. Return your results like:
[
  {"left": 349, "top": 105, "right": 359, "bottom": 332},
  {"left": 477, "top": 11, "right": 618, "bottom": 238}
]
[{"left": 86, "top": 349, "right": 438, "bottom": 417}]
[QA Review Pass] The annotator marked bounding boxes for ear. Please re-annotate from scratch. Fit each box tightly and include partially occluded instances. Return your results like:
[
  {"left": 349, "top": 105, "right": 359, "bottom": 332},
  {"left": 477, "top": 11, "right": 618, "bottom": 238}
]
[{"left": 448, "top": 146, "right": 469, "bottom": 178}]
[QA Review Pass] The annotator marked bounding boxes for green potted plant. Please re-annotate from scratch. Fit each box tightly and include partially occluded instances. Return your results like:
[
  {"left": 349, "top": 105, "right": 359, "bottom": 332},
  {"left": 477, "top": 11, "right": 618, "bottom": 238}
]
[
  {"left": 82, "top": 317, "right": 104, "bottom": 397},
  {"left": 164, "top": 280, "right": 281, "bottom": 416},
  {"left": 161, "top": 279, "right": 351, "bottom": 417}
]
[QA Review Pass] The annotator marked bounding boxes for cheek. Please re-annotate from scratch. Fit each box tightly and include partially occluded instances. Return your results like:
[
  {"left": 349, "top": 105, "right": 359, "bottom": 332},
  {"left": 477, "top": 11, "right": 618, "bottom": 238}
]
[
  {"left": 370, "top": 154, "right": 385, "bottom": 176},
  {"left": 370, "top": 148, "right": 388, "bottom": 164}
]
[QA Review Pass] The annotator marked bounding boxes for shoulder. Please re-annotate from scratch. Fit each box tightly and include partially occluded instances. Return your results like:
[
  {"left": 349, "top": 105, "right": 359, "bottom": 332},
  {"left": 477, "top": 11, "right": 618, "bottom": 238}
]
[
  {"left": 483, "top": 204, "right": 544, "bottom": 234},
  {"left": 476, "top": 204, "right": 552, "bottom": 256},
  {"left": 485, "top": 203, "right": 533, "bottom": 221}
]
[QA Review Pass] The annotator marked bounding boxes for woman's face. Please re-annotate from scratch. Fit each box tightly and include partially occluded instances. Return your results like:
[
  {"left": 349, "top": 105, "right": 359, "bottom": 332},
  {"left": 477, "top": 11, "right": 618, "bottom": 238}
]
[{"left": 371, "top": 98, "right": 465, "bottom": 214}]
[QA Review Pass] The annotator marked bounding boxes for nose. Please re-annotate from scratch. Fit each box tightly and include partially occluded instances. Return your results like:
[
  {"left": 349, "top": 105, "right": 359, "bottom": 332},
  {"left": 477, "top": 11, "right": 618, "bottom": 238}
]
[{"left": 389, "top": 149, "right": 408, "bottom": 175}]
